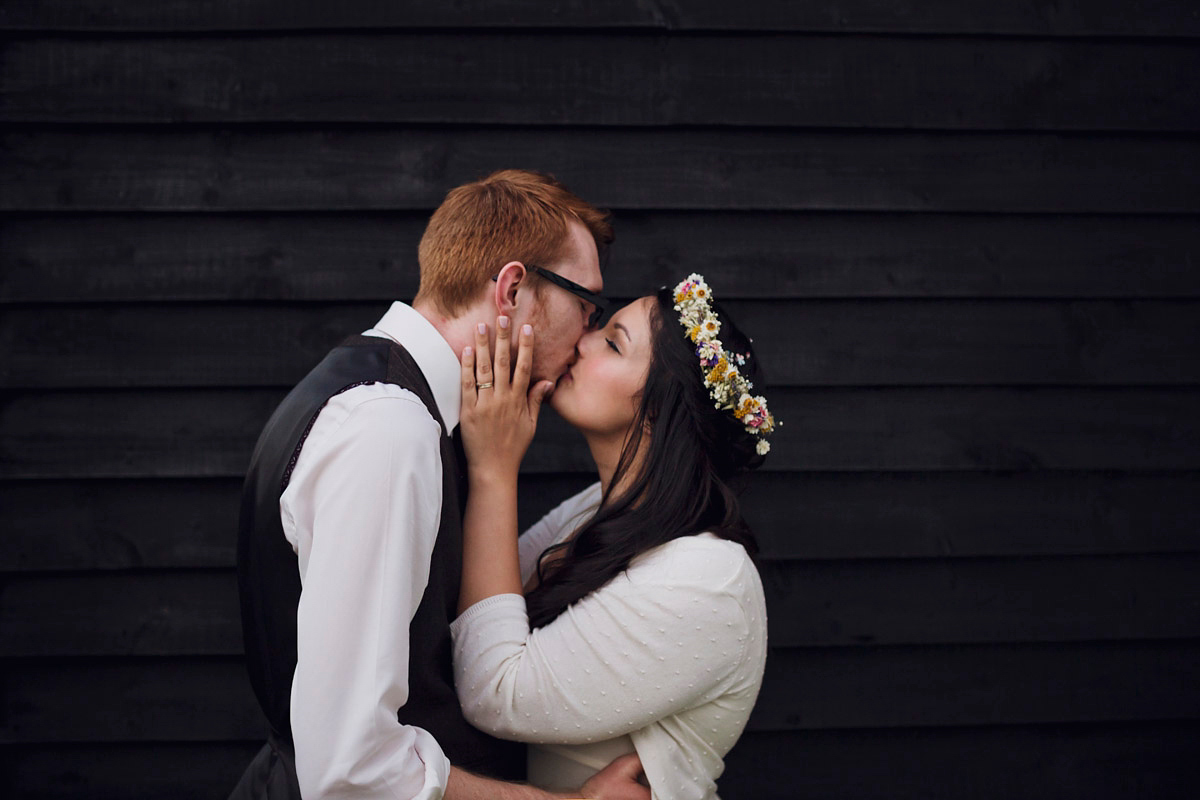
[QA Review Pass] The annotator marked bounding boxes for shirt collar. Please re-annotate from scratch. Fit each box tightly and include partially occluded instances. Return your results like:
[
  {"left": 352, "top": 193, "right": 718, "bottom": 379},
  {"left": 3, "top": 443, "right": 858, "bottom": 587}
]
[{"left": 363, "top": 301, "right": 462, "bottom": 434}]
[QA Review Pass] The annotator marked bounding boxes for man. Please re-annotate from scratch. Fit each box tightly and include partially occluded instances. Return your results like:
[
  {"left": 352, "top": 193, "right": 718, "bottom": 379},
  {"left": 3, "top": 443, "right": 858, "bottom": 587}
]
[{"left": 231, "top": 170, "right": 647, "bottom": 799}]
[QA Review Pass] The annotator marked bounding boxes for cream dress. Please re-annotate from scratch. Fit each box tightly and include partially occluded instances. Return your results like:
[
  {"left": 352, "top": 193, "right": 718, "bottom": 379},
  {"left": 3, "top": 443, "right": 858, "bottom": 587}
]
[{"left": 450, "top": 483, "right": 768, "bottom": 800}]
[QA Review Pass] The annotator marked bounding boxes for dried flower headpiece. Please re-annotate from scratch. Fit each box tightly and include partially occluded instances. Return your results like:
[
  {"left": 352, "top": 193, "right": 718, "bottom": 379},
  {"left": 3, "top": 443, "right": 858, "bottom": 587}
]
[{"left": 672, "top": 274, "right": 778, "bottom": 455}]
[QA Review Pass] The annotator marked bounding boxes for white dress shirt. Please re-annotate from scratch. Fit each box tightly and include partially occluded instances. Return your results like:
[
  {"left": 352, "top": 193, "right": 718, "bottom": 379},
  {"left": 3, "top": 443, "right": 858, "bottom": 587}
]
[
  {"left": 281, "top": 302, "right": 461, "bottom": 799},
  {"left": 451, "top": 484, "right": 768, "bottom": 800}
]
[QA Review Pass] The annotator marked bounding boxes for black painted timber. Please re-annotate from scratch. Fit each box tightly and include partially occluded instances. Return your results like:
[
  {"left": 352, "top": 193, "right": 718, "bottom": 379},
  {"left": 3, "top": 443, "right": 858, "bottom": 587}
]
[{"left": 2, "top": 4, "right": 1198, "bottom": 798}]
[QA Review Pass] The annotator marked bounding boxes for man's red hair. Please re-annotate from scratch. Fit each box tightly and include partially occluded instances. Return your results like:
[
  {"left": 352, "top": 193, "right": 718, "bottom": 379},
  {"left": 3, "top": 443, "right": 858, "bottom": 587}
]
[{"left": 415, "top": 170, "right": 613, "bottom": 317}]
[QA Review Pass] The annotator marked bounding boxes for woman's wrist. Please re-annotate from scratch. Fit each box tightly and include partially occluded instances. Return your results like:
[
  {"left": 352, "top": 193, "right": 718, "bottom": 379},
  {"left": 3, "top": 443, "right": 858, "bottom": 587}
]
[{"left": 466, "top": 465, "right": 519, "bottom": 492}]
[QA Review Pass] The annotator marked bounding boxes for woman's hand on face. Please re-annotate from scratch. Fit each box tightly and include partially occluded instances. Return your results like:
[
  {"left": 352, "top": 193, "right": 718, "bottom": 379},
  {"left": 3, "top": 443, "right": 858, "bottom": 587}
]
[{"left": 460, "top": 317, "right": 556, "bottom": 481}]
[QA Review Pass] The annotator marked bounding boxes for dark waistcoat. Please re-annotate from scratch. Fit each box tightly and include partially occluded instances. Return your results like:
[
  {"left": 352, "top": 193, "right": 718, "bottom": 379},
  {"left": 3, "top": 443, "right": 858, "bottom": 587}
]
[{"left": 230, "top": 335, "right": 524, "bottom": 798}]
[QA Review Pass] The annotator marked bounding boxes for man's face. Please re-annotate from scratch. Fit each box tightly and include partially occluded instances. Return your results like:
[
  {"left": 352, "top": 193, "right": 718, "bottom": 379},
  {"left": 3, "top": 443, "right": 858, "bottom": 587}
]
[{"left": 521, "top": 220, "right": 603, "bottom": 386}]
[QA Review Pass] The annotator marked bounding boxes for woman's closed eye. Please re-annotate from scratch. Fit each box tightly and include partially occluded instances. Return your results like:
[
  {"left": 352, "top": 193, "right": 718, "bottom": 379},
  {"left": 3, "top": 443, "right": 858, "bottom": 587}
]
[{"left": 606, "top": 338, "right": 620, "bottom": 354}]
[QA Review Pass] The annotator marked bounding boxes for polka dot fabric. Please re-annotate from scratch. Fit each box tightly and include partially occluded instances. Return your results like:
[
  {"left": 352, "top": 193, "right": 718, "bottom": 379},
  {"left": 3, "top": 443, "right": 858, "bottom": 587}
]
[{"left": 451, "top": 484, "right": 767, "bottom": 799}]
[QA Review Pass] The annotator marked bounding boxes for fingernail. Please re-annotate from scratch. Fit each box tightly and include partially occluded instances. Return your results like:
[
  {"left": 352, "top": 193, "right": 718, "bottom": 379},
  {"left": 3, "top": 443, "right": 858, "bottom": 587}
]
[
  {"left": 463, "top": 346, "right": 472, "bottom": 357},
  {"left": 477, "top": 322, "right": 486, "bottom": 335},
  {"left": 498, "top": 316, "right": 509, "bottom": 329},
  {"left": 523, "top": 324, "right": 532, "bottom": 336}
]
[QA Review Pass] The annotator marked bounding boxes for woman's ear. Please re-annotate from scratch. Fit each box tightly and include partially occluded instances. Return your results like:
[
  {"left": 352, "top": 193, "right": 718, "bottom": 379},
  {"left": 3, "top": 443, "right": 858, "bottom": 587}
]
[{"left": 493, "top": 261, "right": 527, "bottom": 316}]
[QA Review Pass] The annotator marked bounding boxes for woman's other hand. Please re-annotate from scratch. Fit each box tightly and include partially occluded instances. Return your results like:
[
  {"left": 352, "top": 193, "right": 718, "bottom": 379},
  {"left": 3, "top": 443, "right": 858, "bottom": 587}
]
[{"left": 460, "top": 316, "right": 556, "bottom": 482}]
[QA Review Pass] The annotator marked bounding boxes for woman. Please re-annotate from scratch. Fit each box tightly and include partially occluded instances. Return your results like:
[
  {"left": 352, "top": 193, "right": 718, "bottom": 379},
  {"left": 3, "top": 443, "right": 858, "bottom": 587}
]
[{"left": 452, "top": 275, "right": 776, "bottom": 799}]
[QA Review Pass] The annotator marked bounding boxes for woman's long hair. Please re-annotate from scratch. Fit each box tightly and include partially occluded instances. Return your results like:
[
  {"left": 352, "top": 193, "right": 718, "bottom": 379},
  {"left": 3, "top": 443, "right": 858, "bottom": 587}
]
[{"left": 525, "top": 287, "right": 768, "bottom": 629}]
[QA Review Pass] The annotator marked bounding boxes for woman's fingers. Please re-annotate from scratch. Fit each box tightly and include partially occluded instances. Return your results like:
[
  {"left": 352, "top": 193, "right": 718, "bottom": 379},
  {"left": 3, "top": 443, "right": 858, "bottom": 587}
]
[
  {"left": 512, "top": 324, "right": 533, "bottom": 396},
  {"left": 473, "top": 322, "right": 492, "bottom": 391},
  {"left": 460, "top": 344, "right": 476, "bottom": 402},
  {"left": 528, "top": 380, "right": 555, "bottom": 425},
  {"left": 493, "top": 316, "right": 511, "bottom": 391}
]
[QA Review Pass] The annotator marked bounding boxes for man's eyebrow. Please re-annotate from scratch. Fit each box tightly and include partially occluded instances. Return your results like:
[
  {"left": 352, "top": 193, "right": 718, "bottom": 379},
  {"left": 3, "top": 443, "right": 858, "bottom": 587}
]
[{"left": 614, "top": 322, "right": 631, "bottom": 342}]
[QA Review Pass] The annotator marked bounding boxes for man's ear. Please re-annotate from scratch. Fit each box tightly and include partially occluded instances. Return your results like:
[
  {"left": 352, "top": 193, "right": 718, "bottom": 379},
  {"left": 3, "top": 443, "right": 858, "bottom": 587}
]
[{"left": 493, "top": 261, "right": 527, "bottom": 316}]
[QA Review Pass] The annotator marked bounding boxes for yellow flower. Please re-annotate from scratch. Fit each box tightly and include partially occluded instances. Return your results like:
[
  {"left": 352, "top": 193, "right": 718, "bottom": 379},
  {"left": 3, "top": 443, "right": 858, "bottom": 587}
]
[
  {"left": 733, "top": 395, "right": 758, "bottom": 420},
  {"left": 707, "top": 357, "right": 728, "bottom": 384}
]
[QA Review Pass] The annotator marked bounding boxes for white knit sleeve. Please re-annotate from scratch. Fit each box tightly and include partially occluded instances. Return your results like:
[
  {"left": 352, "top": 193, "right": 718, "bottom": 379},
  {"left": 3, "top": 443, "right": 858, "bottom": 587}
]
[{"left": 450, "top": 537, "right": 754, "bottom": 745}]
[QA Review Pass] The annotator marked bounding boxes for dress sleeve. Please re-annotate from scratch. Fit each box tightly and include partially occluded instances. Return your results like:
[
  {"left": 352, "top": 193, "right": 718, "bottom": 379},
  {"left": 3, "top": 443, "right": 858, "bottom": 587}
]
[
  {"left": 286, "top": 388, "right": 451, "bottom": 798},
  {"left": 450, "top": 537, "right": 754, "bottom": 745}
]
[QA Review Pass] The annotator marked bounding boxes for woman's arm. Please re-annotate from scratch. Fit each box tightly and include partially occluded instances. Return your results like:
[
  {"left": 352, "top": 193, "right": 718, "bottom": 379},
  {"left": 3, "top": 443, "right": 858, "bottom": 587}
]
[
  {"left": 457, "top": 317, "right": 554, "bottom": 613},
  {"left": 451, "top": 538, "right": 756, "bottom": 745}
]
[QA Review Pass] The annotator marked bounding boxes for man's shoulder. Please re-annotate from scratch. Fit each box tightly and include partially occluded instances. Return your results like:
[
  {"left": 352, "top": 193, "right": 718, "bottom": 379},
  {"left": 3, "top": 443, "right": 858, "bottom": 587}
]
[{"left": 317, "top": 381, "right": 443, "bottom": 449}]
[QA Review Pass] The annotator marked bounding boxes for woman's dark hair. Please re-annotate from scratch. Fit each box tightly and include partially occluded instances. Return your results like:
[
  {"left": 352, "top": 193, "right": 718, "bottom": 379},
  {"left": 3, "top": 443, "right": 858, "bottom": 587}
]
[{"left": 525, "top": 287, "right": 768, "bottom": 629}]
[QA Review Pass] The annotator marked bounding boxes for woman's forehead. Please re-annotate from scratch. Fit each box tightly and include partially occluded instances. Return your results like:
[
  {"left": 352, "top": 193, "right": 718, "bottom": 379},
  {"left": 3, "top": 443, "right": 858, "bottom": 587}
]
[{"left": 612, "top": 296, "right": 655, "bottom": 334}]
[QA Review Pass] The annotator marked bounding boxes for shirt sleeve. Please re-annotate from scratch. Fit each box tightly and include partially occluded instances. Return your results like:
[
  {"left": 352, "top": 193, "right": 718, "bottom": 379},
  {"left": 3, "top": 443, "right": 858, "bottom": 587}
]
[
  {"left": 449, "top": 537, "right": 754, "bottom": 745},
  {"left": 284, "top": 386, "right": 451, "bottom": 798}
]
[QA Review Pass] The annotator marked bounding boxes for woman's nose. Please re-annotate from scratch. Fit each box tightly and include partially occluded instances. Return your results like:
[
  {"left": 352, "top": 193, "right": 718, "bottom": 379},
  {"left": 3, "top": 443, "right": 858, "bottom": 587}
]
[{"left": 576, "top": 329, "right": 601, "bottom": 354}]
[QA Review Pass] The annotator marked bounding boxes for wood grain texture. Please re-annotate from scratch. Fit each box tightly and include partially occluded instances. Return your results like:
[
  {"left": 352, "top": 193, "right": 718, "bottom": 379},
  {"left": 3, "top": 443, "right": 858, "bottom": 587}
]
[
  {"left": 0, "top": 475, "right": 594, "bottom": 571},
  {"left": 721, "top": 723, "right": 1200, "bottom": 800},
  {"left": 759, "top": 554, "right": 1200, "bottom": 646},
  {"left": 749, "top": 640, "right": 1200, "bottom": 730},
  {"left": 6, "top": 641, "right": 1197, "bottom": 741},
  {"left": 1, "top": 658, "right": 266, "bottom": 743},
  {"left": 3, "top": 0, "right": 1197, "bottom": 36},
  {"left": 5, "top": 555, "right": 1197, "bottom": 656},
  {"left": 5, "top": 724, "right": 1199, "bottom": 800},
  {"left": 5, "top": 300, "right": 1198, "bottom": 388},
  {"left": 5, "top": 35, "right": 1198, "bottom": 130},
  {"left": 7, "top": 471, "right": 1199, "bottom": 572},
  {"left": 5, "top": 387, "right": 1200, "bottom": 479},
  {"left": 741, "top": 471, "right": 1200, "bottom": 560},
  {"left": 5, "top": 212, "right": 1200, "bottom": 303},
  {"left": 0, "top": 572, "right": 243, "bottom": 657},
  {"left": 2, "top": 9, "right": 1197, "bottom": 797},
  {"left": 6, "top": 130, "right": 1200, "bottom": 213},
  {"left": 3, "top": 742, "right": 262, "bottom": 800}
]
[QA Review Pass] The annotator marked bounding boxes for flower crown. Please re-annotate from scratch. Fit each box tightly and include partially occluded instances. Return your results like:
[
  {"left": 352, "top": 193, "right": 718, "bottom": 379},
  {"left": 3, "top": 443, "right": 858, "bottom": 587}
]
[{"left": 672, "top": 274, "right": 778, "bottom": 455}]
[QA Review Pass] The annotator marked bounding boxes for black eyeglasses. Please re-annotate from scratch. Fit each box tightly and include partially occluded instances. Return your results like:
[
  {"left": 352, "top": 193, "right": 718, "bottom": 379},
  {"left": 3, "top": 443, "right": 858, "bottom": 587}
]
[{"left": 493, "top": 265, "right": 608, "bottom": 330}]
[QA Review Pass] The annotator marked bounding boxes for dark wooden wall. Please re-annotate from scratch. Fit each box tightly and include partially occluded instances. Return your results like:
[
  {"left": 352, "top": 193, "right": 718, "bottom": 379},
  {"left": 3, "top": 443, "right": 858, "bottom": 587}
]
[{"left": 3, "top": 2, "right": 1200, "bottom": 797}]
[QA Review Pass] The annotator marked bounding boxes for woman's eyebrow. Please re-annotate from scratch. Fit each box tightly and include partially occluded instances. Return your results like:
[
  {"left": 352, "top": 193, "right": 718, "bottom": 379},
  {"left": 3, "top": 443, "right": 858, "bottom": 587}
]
[{"left": 614, "top": 322, "right": 631, "bottom": 343}]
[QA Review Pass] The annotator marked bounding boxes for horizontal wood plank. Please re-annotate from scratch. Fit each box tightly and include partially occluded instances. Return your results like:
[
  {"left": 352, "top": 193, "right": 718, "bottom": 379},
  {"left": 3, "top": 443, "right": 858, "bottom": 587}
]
[
  {"left": 721, "top": 722, "right": 1200, "bottom": 800},
  {"left": 3, "top": 742, "right": 262, "bottom": 800},
  {"left": 0, "top": 572, "right": 243, "bottom": 657},
  {"left": 2, "top": 0, "right": 1197, "bottom": 36},
  {"left": 6, "top": 471, "right": 1199, "bottom": 572},
  {"left": 4, "top": 387, "right": 1200, "bottom": 479},
  {"left": 4, "top": 555, "right": 1198, "bottom": 656},
  {"left": 0, "top": 475, "right": 597, "bottom": 570},
  {"left": 748, "top": 640, "right": 1200, "bottom": 731},
  {"left": 6, "top": 641, "right": 1198, "bottom": 741},
  {"left": 5, "top": 35, "right": 1198, "bottom": 130},
  {"left": 5, "top": 212, "right": 1200, "bottom": 303},
  {"left": 6, "top": 723, "right": 1199, "bottom": 800},
  {"left": 760, "top": 554, "right": 1200, "bottom": 646},
  {"left": 5, "top": 130, "right": 1200, "bottom": 213},
  {"left": 742, "top": 471, "right": 1200, "bottom": 559},
  {"left": 5, "top": 300, "right": 1198, "bottom": 388},
  {"left": 1, "top": 658, "right": 267, "bottom": 743}
]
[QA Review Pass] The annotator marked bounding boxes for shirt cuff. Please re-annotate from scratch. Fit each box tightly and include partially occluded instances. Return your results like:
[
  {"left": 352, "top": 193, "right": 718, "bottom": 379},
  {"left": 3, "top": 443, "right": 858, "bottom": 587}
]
[{"left": 449, "top": 593, "right": 527, "bottom": 639}]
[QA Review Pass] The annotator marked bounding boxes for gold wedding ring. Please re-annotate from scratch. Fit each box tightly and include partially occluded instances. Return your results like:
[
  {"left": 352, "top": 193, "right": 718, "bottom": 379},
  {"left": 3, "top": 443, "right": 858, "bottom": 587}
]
[{"left": 475, "top": 382, "right": 494, "bottom": 390}]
